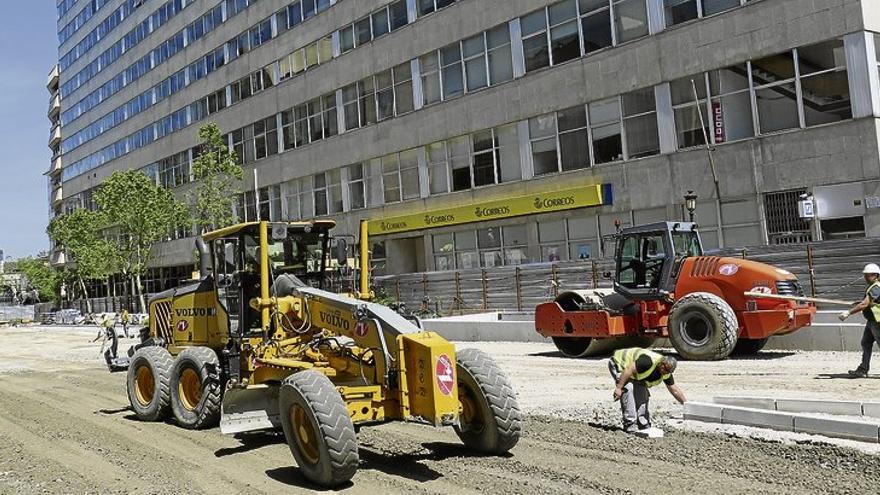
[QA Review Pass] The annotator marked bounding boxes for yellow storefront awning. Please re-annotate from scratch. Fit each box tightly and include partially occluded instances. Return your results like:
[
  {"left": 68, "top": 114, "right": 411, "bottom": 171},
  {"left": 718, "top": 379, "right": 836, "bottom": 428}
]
[{"left": 368, "top": 184, "right": 608, "bottom": 236}]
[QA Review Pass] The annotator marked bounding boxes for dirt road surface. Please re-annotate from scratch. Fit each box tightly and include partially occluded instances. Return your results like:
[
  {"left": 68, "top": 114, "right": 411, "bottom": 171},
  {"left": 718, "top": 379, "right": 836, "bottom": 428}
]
[{"left": 1, "top": 326, "right": 879, "bottom": 495}]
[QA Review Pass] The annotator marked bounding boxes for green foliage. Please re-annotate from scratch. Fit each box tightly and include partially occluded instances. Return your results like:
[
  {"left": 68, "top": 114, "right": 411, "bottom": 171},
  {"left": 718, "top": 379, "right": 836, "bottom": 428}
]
[
  {"left": 47, "top": 209, "right": 121, "bottom": 282},
  {"left": 95, "top": 169, "right": 189, "bottom": 278},
  {"left": 14, "top": 257, "right": 58, "bottom": 303},
  {"left": 190, "top": 122, "right": 243, "bottom": 232}
]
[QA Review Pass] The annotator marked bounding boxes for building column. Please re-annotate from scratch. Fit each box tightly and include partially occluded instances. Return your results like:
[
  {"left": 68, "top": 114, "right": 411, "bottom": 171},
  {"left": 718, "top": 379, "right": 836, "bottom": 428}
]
[
  {"left": 844, "top": 32, "right": 880, "bottom": 119},
  {"left": 335, "top": 89, "right": 345, "bottom": 134},
  {"left": 646, "top": 0, "right": 666, "bottom": 35},
  {"left": 517, "top": 120, "right": 533, "bottom": 179},
  {"left": 411, "top": 58, "right": 424, "bottom": 111},
  {"left": 416, "top": 146, "right": 430, "bottom": 199},
  {"left": 509, "top": 19, "right": 525, "bottom": 79},
  {"left": 654, "top": 83, "right": 676, "bottom": 154},
  {"left": 406, "top": 0, "right": 418, "bottom": 24},
  {"left": 340, "top": 165, "right": 352, "bottom": 211}
]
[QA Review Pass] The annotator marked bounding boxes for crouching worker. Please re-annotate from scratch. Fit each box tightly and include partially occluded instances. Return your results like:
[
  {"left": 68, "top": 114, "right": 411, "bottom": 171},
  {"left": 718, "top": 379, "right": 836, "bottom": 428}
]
[{"left": 609, "top": 347, "right": 687, "bottom": 433}]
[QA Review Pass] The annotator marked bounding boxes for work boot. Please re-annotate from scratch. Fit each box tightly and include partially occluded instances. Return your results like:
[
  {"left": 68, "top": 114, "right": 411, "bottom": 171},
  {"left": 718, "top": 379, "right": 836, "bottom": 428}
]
[{"left": 848, "top": 367, "right": 868, "bottom": 378}]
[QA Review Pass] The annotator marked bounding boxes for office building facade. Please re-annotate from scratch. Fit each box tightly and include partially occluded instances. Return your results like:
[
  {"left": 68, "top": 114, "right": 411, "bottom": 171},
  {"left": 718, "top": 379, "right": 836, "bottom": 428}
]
[{"left": 48, "top": 0, "right": 880, "bottom": 289}]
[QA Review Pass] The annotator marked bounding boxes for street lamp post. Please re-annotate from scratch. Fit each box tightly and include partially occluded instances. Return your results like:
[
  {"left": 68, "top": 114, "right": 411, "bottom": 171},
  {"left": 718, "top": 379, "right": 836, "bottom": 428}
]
[{"left": 684, "top": 191, "right": 698, "bottom": 222}]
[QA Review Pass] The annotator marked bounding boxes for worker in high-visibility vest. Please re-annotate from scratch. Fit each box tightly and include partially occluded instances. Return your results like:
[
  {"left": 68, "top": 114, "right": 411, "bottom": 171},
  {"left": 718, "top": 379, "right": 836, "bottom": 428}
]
[
  {"left": 609, "top": 347, "right": 687, "bottom": 433},
  {"left": 839, "top": 263, "right": 880, "bottom": 378}
]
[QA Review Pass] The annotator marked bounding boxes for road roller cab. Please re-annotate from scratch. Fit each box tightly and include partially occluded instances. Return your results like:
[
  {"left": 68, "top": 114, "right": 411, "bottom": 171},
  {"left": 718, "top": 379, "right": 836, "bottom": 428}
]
[{"left": 535, "top": 221, "right": 816, "bottom": 360}]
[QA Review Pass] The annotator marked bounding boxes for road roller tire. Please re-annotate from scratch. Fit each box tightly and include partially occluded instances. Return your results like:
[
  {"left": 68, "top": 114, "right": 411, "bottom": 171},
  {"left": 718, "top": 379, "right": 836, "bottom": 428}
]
[
  {"left": 170, "top": 347, "right": 223, "bottom": 430},
  {"left": 551, "top": 337, "right": 593, "bottom": 358},
  {"left": 126, "top": 346, "right": 173, "bottom": 421},
  {"left": 454, "top": 348, "right": 522, "bottom": 454},
  {"left": 279, "top": 370, "right": 358, "bottom": 488},
  {"left": 731, "top": 337, "right": 769, "bottom": 356},
  {"left": 668, "top": 292, "right": 738, "bottom": 361}
]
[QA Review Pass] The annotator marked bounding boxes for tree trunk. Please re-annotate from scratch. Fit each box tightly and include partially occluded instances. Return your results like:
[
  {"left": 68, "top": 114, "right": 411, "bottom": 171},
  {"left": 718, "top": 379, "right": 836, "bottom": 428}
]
[
  {"left": 79, "top": 277, "right": 92, "bottom": 314},
  {"left": 136, "top": 272, "right": 146, "bottom": 313}
]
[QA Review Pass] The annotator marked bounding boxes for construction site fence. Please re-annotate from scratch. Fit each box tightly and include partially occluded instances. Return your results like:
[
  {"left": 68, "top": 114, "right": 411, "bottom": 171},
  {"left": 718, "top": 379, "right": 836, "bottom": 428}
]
[{"left": 374, "top": 238, "right": 880, "bottom": 316}]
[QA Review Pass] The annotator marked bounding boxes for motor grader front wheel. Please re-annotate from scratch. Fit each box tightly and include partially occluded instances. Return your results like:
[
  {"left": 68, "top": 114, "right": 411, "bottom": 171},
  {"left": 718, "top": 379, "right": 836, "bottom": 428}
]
[
  {"left": 126, "top": 346, "right": 173, "bottom": 421},
  {"left": 454, "top": 348, "right": 522, "bottom": 454},
  {"left": 279, "top": 370, "right": 359, "bottom": 488},
  {"left": 170, "top": 347, "right": 223, "bottom": 429}
]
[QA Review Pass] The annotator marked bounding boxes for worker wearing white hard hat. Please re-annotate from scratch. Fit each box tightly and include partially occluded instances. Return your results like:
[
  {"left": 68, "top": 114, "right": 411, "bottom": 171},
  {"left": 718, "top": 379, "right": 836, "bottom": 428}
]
[{"left": 838, "top": 263, "right": 880, "bottom": 377}]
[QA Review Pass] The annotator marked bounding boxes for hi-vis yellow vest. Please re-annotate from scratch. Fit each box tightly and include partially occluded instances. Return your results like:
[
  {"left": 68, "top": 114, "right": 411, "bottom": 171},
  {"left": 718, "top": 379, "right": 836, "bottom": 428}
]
[
  {"left": 867, "top": 282, "right": 880, "bottom": 321},
  {"left": 612, "top": 348, "right": 670, "bottom": 388}
]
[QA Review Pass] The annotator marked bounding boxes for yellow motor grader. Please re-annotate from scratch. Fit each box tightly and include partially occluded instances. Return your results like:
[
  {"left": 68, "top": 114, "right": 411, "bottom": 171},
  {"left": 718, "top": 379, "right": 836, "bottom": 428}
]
[{"left": 120, "top": 220, "right": 521, "bottom": 487}]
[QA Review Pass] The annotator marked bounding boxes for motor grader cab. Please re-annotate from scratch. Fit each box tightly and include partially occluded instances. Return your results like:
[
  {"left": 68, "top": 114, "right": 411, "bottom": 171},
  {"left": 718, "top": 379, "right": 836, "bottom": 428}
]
[
  {"left": 121, "top": 220, "right": 521, "bottom": 487},
  {"left": 535, "top": 221, "right": 815, "bottom": 360}
]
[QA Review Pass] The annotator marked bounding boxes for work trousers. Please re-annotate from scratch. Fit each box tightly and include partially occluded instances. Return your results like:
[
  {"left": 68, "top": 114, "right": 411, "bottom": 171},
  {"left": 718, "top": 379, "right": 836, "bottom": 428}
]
[
  {"left": 608, "top": 359, "right": 651, "bottom": 431},
  {"left": 860, "top": 320, "right": 880, "bottom": 372}
]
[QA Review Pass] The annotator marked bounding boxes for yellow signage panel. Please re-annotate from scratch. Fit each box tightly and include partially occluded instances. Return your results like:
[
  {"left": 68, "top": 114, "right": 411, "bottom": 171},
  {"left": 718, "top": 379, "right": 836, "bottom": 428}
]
[{"left": 368, "top": 184, "right": 605, "bottom": 235}]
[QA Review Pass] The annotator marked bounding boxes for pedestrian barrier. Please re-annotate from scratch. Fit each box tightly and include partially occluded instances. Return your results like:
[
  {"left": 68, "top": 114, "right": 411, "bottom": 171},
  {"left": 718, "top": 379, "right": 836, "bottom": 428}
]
[{"left": 375, "top": 238, "right": 880, "bottom": 315}]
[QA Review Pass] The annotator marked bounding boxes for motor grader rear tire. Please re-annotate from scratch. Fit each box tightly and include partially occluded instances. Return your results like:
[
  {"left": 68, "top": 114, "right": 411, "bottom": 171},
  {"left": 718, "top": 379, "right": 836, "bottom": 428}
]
[
  {"left": 731, "top": 337, "right": 769, "bottom": 356},
  {"left": 126, "top": 346, "right": 173, "bottom": 421},
  {"left": 454, "top": 348, "right": 522, "bottom": 454},
  {"left": 279, "top": 370, "right": 358, "bottom": 488},
  {"left": 170, "top": 347, "right": 223, "bottom": 429},
  {"left": 551, "top": 337, "right": 592, "bottom": 358},
  {"left": 668, "top": 292, "right": 738, "bottom": 361}
]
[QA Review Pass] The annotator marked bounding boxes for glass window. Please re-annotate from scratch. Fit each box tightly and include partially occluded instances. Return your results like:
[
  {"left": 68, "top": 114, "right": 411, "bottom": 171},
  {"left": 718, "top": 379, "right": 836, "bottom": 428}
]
[
  {"left": 557, "top": 106, "right": 590, "bottom": 171},
  {"left": 530, "top": 114, "right": 559, "bottom": 175},
  {"left": 549, "top": 0, "right": 580, "bottom": 65},
  {"left": 708, "top": 64, "right": 754, "bottom": 143},
  {"left": 381, "top": 153, "right": 401, "bottom": 203},
  {"left": 472, "top": 130, "right": 498, "bottom": 187},
  {"left": 463, "top": 34, "right": 489, "bottom": 92},
  {"left": 421, "top": 52, "right": 442, "bottom": 105},
  {"left": 614, "top": 0, "right": 648, "bottom": 43},
  {"left": 797, "top": 40, "right": 851, "bottom": 127},
  {"left": 503, "top": 225, "right": 529, "bottom": 265},
  {"left": 375, "top": 70, "right": 395, "bottom": 121},
  {"left": 672, "top": 76, "right": 711, "bottom": 148},
  {"left": 441, "top": 43, "right": 464, "bottom": 99},
  {"left": 589, "top": 97, "right": 623, "bottom": 163},
  {"left": 372, "top": 8, "right": 390, "bottom": 38},
  {"left": 427, "top": 141, "right": 450, "bottom": 194},
  {"left": 664, "top": 0, "right": 698, "bottom": 26},
  {"left": 703, "top": 0, "right": 741, "bottom": 16},
  {"left": 580, "top": 0, "right": 613, "bottom": 54},
  {"left": 521, "top": 10, "right": 550, "bottom": 72},
  {"left": 449, "top": 136, "right": 472, "bottom": 191},
  {"left": 393, "top": 63, "right": 414, "bottom": 115},
  {"left": 399, "top": 150, "right": 421, "bottom": 200},
  {"left": 487, "top": 24, "right": 514, "bottom": 84},
  {"left": 349, "top": 163, "right": 367, "bottom": 210},
  {"left": 622, "top": 88, "right": 659, "bottom": 158}
]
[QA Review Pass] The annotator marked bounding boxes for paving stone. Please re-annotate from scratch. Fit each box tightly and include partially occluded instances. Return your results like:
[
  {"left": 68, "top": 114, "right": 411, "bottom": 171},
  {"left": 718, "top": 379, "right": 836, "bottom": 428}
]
[
  {"left": 793, "top": 416, "right": 880, "bottom": 443},
  {"left": 862, "top": 402, "right": 880, "bottom": 419},
  {"left": 683, "top": 402, "right": 723, "bottom": 423},
  {"left": 721, "top": 406, "right": 794, "bottom": 431},
  {"left": 775, "top": 398, "right": 863, "bottom": 416},
  {"left": 714, "top": 396, "right": 776, "bottom": 410}
]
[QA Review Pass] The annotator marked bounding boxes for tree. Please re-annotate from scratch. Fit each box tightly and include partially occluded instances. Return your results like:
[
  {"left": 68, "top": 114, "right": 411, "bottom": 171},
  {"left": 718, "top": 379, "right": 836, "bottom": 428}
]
[
  {"left": 95, "top": 169, "right": 189, "bottom": 311},
  {"left": 13, "top": 256, "right": 58, "bottom": 304},
  {"left": 47, "top": 208, "right": 122, "bottom": 313},
  {"left": 189, "top": 122, "right": 243, "bottom": 233}
]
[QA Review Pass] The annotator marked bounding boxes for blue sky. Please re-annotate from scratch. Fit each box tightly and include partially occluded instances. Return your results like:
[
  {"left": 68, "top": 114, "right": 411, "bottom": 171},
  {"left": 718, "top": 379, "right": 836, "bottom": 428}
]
[{"left": 0, "top": 2, "right": 57, "bottom": 259}]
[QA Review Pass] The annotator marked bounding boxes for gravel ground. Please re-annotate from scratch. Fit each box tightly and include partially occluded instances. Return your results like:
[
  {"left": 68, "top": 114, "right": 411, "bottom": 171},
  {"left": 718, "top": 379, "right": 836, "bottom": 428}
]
[{"left": 1, "top": 326, "right": 879, "bottom": 494}]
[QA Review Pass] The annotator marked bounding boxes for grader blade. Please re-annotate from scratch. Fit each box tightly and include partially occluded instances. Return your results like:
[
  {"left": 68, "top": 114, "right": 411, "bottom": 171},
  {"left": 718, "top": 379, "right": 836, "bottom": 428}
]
[{"left": 219, "top": 385, "right": 280, "bottom": 435}]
